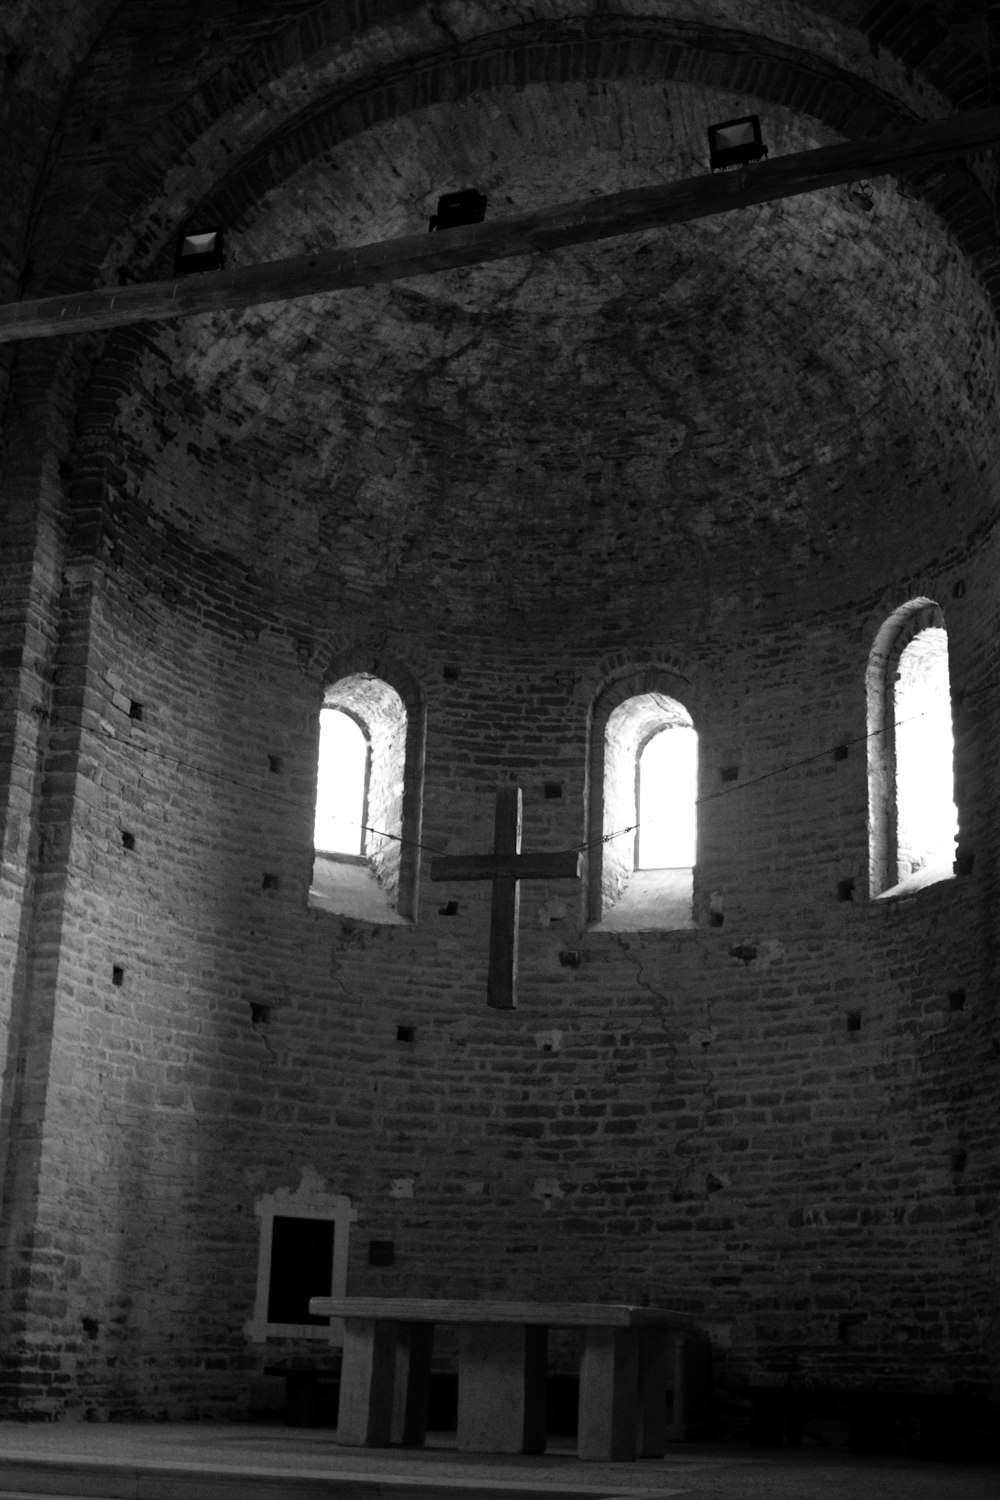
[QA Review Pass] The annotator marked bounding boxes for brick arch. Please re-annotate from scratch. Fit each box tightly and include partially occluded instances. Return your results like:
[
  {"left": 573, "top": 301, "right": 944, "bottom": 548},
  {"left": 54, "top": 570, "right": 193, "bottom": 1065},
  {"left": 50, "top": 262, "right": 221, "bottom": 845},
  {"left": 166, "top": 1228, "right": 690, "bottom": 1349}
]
[
  {"left": 27, "top": 9, "right": 1000, "bottom": 526},
  {"left": 317, "top": 649, "right": 426, "bottom": 919},
  {"left": 17, "top": 1, "right": 938, "bottom": 302},
  {"left": 586, "top": 664, "right": 698, "bottom": 923},
  {"left": 20, "top": 5, "right": 991, "bottom": 312}
]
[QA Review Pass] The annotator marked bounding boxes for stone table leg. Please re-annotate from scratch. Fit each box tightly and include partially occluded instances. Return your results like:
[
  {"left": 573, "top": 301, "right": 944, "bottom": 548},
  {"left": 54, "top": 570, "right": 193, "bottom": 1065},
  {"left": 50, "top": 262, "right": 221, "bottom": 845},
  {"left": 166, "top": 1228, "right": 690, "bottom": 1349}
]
[
  {"left": 578, "top": 1326, "right": 640, "bottom": 1460},
  {"left": 637, "top": 1329, "right": 671, "bottom": 1457},
  {"left": 390, "top": 1320, "right": 434, "bottom": 1446},
  {"left": 335, "top": 1317, "right": 399, "bottom": 1446},
  {"left": 456, "top": 1324, "right": 548, "bottom": 1454},
  {"left": 665, "top": 1333, "right": 711, "bottom": 1441}
]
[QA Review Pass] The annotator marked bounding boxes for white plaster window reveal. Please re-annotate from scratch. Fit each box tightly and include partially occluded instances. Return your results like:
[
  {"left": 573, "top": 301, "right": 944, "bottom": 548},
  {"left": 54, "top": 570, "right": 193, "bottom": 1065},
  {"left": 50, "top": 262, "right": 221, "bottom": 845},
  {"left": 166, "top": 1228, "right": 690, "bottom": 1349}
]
[
  {"left": 245, "top": 1170, "right": 356, "bottom": 1344},
  {"left": 588, "top": 672, "right": 698, "bottom": 931},
  {"left": 309, "top": 672, "right": 419, "bottom": 925},
  {"left": 867, "top": 601, "right": 959, "bottom": 898}
]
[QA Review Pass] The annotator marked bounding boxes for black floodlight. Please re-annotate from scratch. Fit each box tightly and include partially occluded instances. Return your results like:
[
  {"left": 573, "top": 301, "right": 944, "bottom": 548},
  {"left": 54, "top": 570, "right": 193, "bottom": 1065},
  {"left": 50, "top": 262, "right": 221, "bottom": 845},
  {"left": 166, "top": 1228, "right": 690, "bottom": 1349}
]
[
  {"left": 708, "top": 115, "right": 768, "bottom": 172},
  {"left": 428, "top": 188, "right": 488, "bottom": 232},
  {"left": 174, "top": 227, "right": 226, "bottom": 275}
]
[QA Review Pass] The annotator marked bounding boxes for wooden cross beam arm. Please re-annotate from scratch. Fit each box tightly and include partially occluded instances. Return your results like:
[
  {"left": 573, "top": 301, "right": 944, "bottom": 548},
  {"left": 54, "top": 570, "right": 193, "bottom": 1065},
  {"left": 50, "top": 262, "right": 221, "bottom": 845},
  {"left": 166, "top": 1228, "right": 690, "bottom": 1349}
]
[
  {"left": 430, "top": 850, "right": 582, "bottom": 883},
  {"left": 1, "top": 106, "right": 999, "bottom": 345}
]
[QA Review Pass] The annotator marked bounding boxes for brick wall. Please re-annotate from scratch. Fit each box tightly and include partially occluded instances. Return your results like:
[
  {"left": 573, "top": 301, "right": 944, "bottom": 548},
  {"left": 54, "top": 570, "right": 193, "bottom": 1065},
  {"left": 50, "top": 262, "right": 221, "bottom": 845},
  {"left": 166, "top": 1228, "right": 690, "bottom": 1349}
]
[{"left": 1, "top": 475, "right": 996, "bottom": 1421}]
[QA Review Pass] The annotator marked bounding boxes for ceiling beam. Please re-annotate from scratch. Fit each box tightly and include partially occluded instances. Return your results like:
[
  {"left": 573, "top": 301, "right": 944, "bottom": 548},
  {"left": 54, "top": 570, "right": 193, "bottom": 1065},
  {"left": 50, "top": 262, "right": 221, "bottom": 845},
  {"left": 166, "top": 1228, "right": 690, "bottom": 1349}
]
[{"left": 2, "top": 105, "right": 999, "bottom": 345}]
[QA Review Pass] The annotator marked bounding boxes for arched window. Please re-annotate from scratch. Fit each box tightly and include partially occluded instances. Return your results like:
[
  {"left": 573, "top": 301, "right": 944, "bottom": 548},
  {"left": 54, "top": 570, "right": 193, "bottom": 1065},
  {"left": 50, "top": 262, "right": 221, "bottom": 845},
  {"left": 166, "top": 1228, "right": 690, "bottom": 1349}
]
[
  {"left": 587, "top": 669, "right": 698, "bottom": 930},
  {"left": 636, "top": 724, "right": 699, "bottom": 870},
  {"left": 314, "top": 709, "right": 369, "bottom": 856},
  {"left": 867, "top": 600, "right": 958, "bottom": 897},
  {"left": 309, "top": 667, "right": 424, "bottom": 923}
]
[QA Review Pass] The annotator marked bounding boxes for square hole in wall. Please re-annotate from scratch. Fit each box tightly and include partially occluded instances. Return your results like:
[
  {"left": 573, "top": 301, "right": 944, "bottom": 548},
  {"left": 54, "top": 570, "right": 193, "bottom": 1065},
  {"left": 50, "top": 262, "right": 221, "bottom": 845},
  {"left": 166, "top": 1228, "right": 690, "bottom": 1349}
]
[
  {"left": 396, "top": 1025, "right": 415, "bottom": 1043},
  {"left": 112, "top": 965, "right": 124, "bottom": 987},
  {"left": 121, "top": 831, "right": 135, "bottom": 851},
  {"left": 368, "top": 1240, "right": 394, "bottom": 1267},
  {"left": 268, "top": 754, "right": 283, "bottom": 774},
  {"left": 128, "top": 700, "right": 143, "bottom": 722},
  {"left": 544, "top": 782, "right": 563, "bottom": 799},
  {"left": 261, "top": 872, "right": 280, "bottom": 891}
]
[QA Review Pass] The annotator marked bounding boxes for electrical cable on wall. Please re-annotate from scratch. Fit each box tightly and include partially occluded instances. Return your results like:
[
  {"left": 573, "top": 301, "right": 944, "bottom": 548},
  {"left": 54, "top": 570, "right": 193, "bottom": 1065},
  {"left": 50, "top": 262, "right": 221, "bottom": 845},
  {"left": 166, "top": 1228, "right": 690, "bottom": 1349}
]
[{"left": 16, "top": 705, "right": 932, "bottom": 860}]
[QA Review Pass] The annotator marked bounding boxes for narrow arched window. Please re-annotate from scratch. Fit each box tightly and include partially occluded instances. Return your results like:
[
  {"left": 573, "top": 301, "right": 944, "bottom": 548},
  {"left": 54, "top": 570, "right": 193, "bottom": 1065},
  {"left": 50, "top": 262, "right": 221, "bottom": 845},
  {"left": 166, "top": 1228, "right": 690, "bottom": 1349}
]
[
  {"left": 867, "top": 600, "right": 957, "bottom": 896},
  {"left": 894, "top": 626, "right": 957, "bottom": 880},
  {"left": 313, "top": 709, "right": 369, "bottom": 856},
  {"left": 636, "top": 724, "right": 699, "bottom": 870},
  {"left": 309, "top": 669, "right": 423, "bottom": 924},
  {"left": 587, "top": 670, "right": 697, "bottom": 930}
]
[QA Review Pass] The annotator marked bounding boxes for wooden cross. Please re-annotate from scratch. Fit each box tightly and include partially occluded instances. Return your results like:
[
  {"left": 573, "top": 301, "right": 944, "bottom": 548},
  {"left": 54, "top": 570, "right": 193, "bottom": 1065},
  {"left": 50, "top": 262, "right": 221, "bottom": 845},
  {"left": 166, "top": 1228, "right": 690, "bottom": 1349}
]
[{"left": 430, "top": 786, "right": 581, "bottom": 1010}]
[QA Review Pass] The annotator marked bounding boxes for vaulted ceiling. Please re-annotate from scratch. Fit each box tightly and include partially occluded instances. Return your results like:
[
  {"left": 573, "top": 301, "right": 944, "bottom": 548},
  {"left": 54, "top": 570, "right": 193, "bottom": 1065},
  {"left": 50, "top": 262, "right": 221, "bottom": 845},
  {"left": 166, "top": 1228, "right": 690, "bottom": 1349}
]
[{"left": 2, "top": 3, "right": 999, "bottom": 629}]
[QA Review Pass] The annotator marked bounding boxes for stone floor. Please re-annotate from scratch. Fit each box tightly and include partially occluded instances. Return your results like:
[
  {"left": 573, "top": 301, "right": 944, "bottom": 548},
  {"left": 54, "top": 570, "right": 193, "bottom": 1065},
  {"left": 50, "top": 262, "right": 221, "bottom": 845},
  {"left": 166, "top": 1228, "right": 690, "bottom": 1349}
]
[{"left": 0, "top": 1424, "right": 996, "bottom": 1500}]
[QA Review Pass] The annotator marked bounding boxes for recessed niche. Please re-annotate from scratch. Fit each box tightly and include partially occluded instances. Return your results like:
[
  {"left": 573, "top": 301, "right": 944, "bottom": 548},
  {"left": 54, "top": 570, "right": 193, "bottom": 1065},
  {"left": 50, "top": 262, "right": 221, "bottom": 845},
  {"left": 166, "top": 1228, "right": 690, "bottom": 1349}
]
[
  {"left": 948, "top": 989, "right": 966, "bottom": 1011},
  {"left": 837, "top": 878, "right": 855, "bottom": 902},
  {"left": 368, "top": 1240, "right": 395, "bottom": 1267},
  {"left": 442, "top": 665, "right": 459, "bottom": 681},
  {"left": 846, "top": 1011, "right": 862, "bottom": 1033},
  {"left": 439, "top": 900, "right": 459, "bottom": 916},
  {"left": 267, "top": 1216, "right": 336, "bottom": 1325},
  {"left": 112, "top": 965, "right": 124, "bottom": 987},
  {"left": 951, "top": 1150, "right": 967, "bottom": 1173},
  {"left": 121, "top": 830, "right": 135, "bottom": 851},
  {"left": 250, "top": 1002, "right": 272, "bottom": 1025},
  {"left": 544, "top": 782, "right": 563, "bottom": 799},
  {"left": 262, "top": 872, "right": 280, "bottom": 891},
  {"left": 245, "top": 1176, "right": 357, "bottom": 1344},
  {"left": 268, "top": 754, "right": 283, "bottom": 774},
  {"left": 396, "top": 1024, "right": 415, "bottom": 1043},
  {"left": 128, "top": 700, "right": 143, "bottom": 722}
]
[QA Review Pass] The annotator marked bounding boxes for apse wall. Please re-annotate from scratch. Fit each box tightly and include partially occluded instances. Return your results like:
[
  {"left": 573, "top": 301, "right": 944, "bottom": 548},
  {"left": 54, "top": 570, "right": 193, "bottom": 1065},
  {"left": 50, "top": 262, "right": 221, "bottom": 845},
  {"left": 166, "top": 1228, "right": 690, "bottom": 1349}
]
[{"left": 6, "top": 359, "right": 998, "bottom": 1430}]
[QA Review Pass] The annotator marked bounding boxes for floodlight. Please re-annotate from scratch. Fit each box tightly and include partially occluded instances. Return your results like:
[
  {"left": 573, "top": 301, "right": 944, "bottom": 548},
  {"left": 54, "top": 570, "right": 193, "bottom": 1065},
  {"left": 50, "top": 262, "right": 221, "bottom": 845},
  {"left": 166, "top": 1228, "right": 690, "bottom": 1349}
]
[
  {"left": 428, "top": 189, "right": 488, "bottom": 232},
  {"left": 708, "top": 115, "right": 768, "bottom": 172},
  {"left": 174, "top": 227, "right": 225, "bottom": 275}
]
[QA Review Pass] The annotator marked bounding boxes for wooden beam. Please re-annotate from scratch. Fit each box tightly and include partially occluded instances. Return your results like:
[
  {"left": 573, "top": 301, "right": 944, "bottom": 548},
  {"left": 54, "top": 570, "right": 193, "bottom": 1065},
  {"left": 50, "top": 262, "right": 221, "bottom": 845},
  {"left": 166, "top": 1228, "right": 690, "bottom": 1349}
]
[{"left": 2, "top": 105, "right": 999, "bottom": 345}]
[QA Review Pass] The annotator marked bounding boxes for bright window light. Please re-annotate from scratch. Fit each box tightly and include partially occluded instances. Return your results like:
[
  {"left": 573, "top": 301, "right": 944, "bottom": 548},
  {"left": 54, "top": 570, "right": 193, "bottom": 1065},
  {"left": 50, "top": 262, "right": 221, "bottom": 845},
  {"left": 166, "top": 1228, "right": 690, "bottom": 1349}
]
[
  {"left": 637, "top": 726, "right": 698, "bottom": 869},
  {"left": 314, "top": 708, "right": 368, "bottom": 855},
  {"left": 894, "top": 627, "right": 957, "bottom": 876}
]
